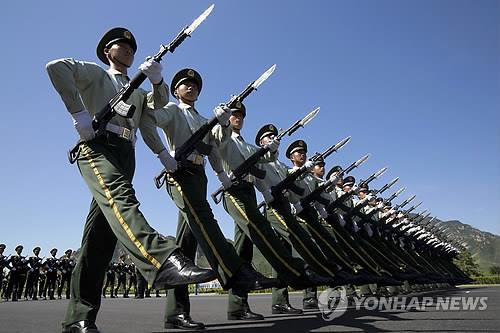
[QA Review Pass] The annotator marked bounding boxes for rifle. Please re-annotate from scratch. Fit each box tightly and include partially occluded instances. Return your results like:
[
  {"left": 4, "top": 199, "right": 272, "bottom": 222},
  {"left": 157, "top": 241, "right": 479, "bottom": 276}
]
[
  {"left": 299, "top": 154, "right": 370, "bottom": 208},
  {"left": 256, "top": 136, "right": 351, "bottom": 209},
  {"left": 413, "top": 211, "right": 431, "bottom": 223},
  {"left": 403, "top": 201, "right": 422, "bottom": 215},
  {"left": 68, "top": 4, "right": 215, "bottom": 164},
  {"left": 210, "top": 107, "right": 320, "bottom": 204},
  {"left": 385, "top": 187, "right": 406, "bottom": 203},
  {"left": 154, "top": 65, "right": 276, "bottom": 189},
  {"left": 365, "top": 185, "right": 405, "bottom": 219},
  {"left": 345, "top": 169, "right": 392, "bottom": 217},
  {"left": 395, "top": 195, "right": 417, "bottom": 211},
  {"left": 326, "top": 167, "right": 387, "bottom": 213}
]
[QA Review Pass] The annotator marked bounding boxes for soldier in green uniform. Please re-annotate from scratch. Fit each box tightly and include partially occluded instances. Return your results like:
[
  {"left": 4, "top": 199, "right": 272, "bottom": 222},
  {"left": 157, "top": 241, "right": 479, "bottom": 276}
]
[
  {"left": 114, "top": 255, "right": 128, "bottom": 298},
  {"left": 212, "top": 109, "right": 335, "bottom": 320},
  {"left": 254, "top": 125, "right": 352, "bottom": 314},
  {"left": 58, "top": 249, "right": 75, "bottom": 299},
  {"left": 42, "top": 248, "right": 59, "bottom": 300},
  {"left": 102, "top": 261, "right": 116, "bottom": 298},
  {"left": 24, "top": 246, "right": 43, "bottom": 300},
  {"left": 46, "top": 28, "right": 215, "bottom": 333},
  {"left": 0, "top": 244, "right": 7, "bottom": 299},
  {"left": 0, "top": 244, "right": 8, "bottom": 300},
  {"left": 6, "top": 245, "right": 28, "bottom": 302},
  {"left": 125, "top": 262, "right": 137, "bottom": 298},
  {"left": 143, "top": 68, "right": 279, "bottom": 329}
]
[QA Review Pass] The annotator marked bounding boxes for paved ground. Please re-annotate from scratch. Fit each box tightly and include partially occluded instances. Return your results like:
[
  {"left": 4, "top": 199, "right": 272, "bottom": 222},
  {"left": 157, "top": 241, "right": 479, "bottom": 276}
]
[{"left": 0, "top": 286, "right": 498, "bottom": 332}]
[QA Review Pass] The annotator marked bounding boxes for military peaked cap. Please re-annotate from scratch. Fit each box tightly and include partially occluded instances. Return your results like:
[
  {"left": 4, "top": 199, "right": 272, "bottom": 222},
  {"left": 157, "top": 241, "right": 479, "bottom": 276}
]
[
  {"left": 97, "top": 27, "right": 137, "bottom": 65},
  {"left": 286, "top": 140, "right": 307, "bottom": 159},
  {"left": 170, "top": 68, "right": 203, "bottom": 97},
  {"left": 255, "top": 124, "right": 278, "bottom": 145},
  {"left": 343, "top": 176, "right": 356, "bottom": 187}
]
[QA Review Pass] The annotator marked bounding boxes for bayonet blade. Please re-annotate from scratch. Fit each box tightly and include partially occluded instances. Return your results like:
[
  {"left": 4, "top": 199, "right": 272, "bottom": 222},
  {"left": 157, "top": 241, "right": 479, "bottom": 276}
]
[
  {"left": 387, "top": 177, "right": 399, "bottom": 188},
  {"left": 407, "top": 195, "right": 417, "bottom": 204},
  {"left": 334, "top": 136, "right": 351, "bottom": 151},
  {"left": 395, "top": 187, "right": 406, "bottom": 196},
  {"left": 252, "top": 64, "right": 276, "bottom": 89},
  {"left": 355, "top": 154, "right": 370, "bottom": 167},
  {"left": 413, "top": 201, "right": 422, "bottom": 209},
  {"left": 299, "top": 107, "right": 320, "bottom": 127},
  {"left": 185, "top": 4, "right": 215, "bottom": 35},
  {"left": 374, "top": 167, "right": 388, "bottom": 179}
]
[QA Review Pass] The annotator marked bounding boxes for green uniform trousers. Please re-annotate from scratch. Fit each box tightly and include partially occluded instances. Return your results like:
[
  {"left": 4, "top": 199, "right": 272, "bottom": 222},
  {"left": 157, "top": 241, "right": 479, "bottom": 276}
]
[
  {"left": 65, "top": 135, "right": 178, "bottom": 326},
  {"left": 222, "top": 182, "right": 305, "bottom": 313},
  {"left": 297, "top": 208, "right": 360, "bottom": 274},
  {"left": 266, "top": 198, "right": 338, "bottom": 277},
  {"left": 265, "top": 197, "right": 338, "bottom": 305},
  {"left": 163, "top": 165, "right": 244, "bottom": 320}
]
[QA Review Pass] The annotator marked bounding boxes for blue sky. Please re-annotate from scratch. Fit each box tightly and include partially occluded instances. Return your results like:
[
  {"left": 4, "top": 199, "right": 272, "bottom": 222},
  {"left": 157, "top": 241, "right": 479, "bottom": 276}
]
[{"left": 0, "top": 0, "right": 498, "bottom": 256}]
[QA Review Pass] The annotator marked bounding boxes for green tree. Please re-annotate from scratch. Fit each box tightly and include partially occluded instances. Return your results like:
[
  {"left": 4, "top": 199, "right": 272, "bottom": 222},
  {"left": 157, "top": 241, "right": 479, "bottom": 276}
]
[
  {"left": 489, "top": 265, "right": 500, "bottom": 276},
  {"left": 454, "top": 249, "right": 481, "bottom": 277}
]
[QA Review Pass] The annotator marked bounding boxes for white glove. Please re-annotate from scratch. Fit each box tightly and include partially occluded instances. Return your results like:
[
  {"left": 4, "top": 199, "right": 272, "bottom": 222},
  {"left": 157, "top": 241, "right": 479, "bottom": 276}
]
[
  {"left": 213, "top": 104, "right": 231, "bottom": 126},
  {"left": 158, "top": 149, "right": 178, "bottom": 173},
  {"left": 328, "top": 172, "right": 339, "bottom": 184},
  {"left": 293, "top": 201, "right": 303, "bottom": 214},
  {"left": 217, "top": 171, "right": 232, "bottom": 190},
  {"left": 318, "top": 207, "right": 328, "bottom": 219},
  {"left": 262, "top": 189, "right": 274, "bottom": 204},
  {"left": 72, "top": 109, "right": 95, "bottom": 142},
  {"left": 139, "top": 59, "right": 163, "bottom": 84},
  {"left": 265, "top": 137, "right": 280, "bottom": 153},
  {"left": 304, "top": 160, "right": 314, "bottom": 171}
]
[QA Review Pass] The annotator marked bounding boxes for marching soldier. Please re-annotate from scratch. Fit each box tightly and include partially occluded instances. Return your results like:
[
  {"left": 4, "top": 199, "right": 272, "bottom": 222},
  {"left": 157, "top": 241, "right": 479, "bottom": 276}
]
[
  {"left": 47, "top": 27, "right": 215, "bottom": 333},
  {"left": 125, "top": 262, "right": 137, "bottom": 298},
  {"left": 114, "top": 255, "right": 128, "bottom": 297},
  {"left": 6, "top": 245, "right": 29, "bottom": 302},
  {"left": 0, "top": 244, "right": 8, "bottom": 300},
  {"left": 38, "top": 263, "right": 47, "bottom": 301},
  {"left": 134, "top": 267, "right": 146, "bottom": 299},
  {"left": 24, "top": 246, "right": 43, "bottom": 300},
  {"left": 284, "top": 141, "right": 342, "bottom": 309},
  {"left": 143, "top": 68, "right": 279, "bottom": 329},
  {"left": 254, "top": 126, "right": 354, "bottom": 314},
  {"left": 58, "top": 249, "right": 75, "bottom": 299},
  {"left": 213, "top": 108, "right": 335, "bottom": 320},
  {"left": 102, "top": 262, "right": 117, "bottom": 298},
  {"left": 43, "top": 248, "right": 59, "bottom": 300}
]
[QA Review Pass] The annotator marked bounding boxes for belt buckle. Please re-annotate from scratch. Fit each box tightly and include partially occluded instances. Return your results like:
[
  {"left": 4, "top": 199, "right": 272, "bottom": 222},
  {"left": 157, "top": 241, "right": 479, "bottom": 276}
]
[{"left": 121, "top": 128, "right": 131, "bottom": 140}]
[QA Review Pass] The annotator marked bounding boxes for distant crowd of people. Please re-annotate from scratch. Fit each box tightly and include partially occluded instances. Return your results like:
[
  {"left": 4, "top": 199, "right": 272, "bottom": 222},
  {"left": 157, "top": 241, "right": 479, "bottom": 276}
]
[{"left": 0, "top": 244, "right": 161, "bottom": 301}]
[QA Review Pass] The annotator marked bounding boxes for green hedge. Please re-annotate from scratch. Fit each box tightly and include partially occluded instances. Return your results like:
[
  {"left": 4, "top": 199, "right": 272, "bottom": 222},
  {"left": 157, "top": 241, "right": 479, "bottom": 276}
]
[{"left": 471, "top": 275, "right": 500, "bottom": 284}]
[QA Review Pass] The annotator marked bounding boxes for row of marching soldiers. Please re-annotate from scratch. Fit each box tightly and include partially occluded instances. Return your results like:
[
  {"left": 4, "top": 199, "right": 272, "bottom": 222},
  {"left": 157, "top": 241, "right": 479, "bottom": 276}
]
[
  {"left": 0, "top": 245, "right": 75, "bottom": 301},
  {"left": 101, "top": 254, "right": 162, "bottom": 299},
  {"left": 44, "top": 25, "right": 473, "bottom": 331},
  {"left": 0, "top": 244, "right": 162, "bottom": 302}
]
